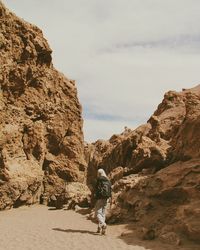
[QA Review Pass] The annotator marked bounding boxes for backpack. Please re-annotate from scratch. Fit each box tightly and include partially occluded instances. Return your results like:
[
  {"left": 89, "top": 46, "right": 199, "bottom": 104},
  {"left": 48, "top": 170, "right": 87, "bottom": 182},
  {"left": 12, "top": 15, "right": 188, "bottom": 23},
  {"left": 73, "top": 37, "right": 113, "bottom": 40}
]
[{"left": 97, "top": 178, "right": 112, "bottom": 198}]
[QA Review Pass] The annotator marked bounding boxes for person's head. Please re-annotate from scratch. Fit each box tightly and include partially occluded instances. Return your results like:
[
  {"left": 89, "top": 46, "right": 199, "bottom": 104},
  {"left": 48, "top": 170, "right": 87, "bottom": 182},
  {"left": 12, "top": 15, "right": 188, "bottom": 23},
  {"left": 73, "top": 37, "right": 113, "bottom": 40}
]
[{"left": 97, "top": 168, "right": 107, "bottom": 178}]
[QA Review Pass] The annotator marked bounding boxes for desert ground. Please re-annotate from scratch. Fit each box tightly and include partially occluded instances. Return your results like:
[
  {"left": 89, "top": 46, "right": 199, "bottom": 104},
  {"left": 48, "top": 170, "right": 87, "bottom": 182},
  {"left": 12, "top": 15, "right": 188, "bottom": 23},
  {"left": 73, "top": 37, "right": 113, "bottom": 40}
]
[
  {"left": 0, "top": 205, "right": 198, "bottom": 250},
  {"left": 0, "top": 205, "right": 147, "bottom": 250}
]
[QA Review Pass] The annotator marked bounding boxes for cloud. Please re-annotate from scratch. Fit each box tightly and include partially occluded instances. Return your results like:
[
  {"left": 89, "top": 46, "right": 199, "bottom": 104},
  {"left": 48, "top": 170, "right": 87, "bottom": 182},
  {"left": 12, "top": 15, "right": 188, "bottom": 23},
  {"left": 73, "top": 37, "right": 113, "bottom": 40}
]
[
  {"left": 84, "top": 119, "right": 139, "bottom": 143},
  {"left": 3, "top": 0, "right": 200, "bottom": 142}
]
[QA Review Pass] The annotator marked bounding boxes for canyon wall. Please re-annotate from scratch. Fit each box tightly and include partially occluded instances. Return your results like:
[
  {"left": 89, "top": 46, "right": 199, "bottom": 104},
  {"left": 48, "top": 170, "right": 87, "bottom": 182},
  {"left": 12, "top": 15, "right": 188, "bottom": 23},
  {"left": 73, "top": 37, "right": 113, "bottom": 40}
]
[
  {"left": 86, "top": 86, "right": 200, "bottom": 245},
  {"left": 0, "top": 2, "right": 88, "bottom": 209},
  {"left": 0, "top": 1, "right": 199, "bottom": 246}
]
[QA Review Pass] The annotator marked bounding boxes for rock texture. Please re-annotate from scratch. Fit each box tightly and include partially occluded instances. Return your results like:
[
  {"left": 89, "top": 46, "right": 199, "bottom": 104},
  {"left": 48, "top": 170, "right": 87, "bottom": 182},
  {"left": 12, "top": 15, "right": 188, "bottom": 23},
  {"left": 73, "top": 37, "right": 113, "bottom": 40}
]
[
  {"left": 86, "top": 85, "right": 200, "bottom": 245},
  {"left": 1, "top": 1, "right": 200, "bottom": 248},
  {"left": 0, "top": 2, "right": 88, "bottom": 209}
]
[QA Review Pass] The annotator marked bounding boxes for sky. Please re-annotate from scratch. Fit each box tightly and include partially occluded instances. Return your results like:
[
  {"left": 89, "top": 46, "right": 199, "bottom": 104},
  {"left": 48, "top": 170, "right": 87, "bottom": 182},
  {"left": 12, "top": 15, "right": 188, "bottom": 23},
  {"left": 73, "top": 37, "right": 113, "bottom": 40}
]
[{"left": 3, "top": 0, "right": 200, "bottom": 142}]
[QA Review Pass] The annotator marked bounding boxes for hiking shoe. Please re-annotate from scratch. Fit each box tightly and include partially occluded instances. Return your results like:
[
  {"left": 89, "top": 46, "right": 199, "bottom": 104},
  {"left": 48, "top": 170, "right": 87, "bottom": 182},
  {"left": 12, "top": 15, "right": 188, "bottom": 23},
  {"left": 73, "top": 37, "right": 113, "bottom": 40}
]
[
  {"left": 101, "top": 225, "right": 107, "bottom": 235},
  {"left": 96, "top": 226, "right": 101, "bottom": 233}
]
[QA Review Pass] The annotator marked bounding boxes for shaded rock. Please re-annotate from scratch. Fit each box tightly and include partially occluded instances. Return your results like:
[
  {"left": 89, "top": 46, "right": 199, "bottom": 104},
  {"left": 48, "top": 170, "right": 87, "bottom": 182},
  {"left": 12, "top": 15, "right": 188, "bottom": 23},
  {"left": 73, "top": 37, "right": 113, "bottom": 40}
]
[
  {"left": 74, "top": 205, "right": 91, "bottom": 215},
  {"left": 108, "top": 166, "right": 124, "bottom": 184},
  {"left": 177, "top": 202, "right": 200, "bottom": 242},
  {"left": 120, "top": 230, "right": 133, "bottom": 237},
  {"left": 48, "top": 182, "right": 91, "bottom": 210},
  {"left": 159, "top": 232, "right": 181, "bottom": 246},
  {"left": 140, "top": 227, "right": 155, "bottom": 240}
]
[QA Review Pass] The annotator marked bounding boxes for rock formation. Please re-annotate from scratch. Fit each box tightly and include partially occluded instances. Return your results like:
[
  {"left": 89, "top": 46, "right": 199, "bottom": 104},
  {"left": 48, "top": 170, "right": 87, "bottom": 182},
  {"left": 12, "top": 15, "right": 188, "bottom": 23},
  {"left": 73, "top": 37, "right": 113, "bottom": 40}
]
[
  {"left": 0, "top": 1, "right": 199, "bottom": 247},
  {"left": 0, "top": 1, "right": 89, "bottom": 209},
  {"left": 86, "top": 85, "right": 200, "bottom": 245}
]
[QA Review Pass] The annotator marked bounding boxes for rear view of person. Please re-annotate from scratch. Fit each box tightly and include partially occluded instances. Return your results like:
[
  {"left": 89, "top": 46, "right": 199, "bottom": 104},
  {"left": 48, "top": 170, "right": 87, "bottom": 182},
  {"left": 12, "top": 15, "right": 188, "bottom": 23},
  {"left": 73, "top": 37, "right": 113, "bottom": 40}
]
[{"left": 94, "top": 168, "right": 112, "bottom": 235}]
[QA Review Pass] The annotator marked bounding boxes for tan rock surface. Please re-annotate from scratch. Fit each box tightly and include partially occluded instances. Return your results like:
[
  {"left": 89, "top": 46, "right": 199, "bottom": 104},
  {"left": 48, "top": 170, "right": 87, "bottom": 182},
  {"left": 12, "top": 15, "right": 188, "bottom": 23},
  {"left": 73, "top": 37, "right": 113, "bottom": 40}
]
[
  {"left": 0, "top": 1, "right": 87, "bottom": 209},
  {"left": 0, "top": 1, "right": 200, "bottom": 249},
  {"left": 86, "top": 86, "right": 200, "bottom": 246}
]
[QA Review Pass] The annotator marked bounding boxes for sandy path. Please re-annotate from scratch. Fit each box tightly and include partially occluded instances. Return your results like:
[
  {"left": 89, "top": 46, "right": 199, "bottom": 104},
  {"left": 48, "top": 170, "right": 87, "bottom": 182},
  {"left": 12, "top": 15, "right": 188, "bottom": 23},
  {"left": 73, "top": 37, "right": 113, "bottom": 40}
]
[{"left": 0, "top": 205, "right": 149, "bottom": 250}]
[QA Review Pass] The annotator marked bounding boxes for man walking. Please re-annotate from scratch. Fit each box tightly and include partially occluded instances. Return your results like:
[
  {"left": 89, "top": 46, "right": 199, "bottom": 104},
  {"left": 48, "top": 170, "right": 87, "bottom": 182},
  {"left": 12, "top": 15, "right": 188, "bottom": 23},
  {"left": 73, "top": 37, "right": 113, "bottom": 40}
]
[{"left": 94, "top": 168, "right": 112, "bottom": 235}]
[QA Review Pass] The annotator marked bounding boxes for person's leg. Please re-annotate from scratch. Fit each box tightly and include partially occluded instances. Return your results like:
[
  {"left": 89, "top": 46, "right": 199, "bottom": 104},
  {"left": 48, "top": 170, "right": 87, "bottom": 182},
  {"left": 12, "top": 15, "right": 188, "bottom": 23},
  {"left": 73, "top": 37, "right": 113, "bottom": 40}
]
[
  {"left": 101, "top": 199, "right": 107, "bottom": 225},
  {"left": 101, "top": 199, "right": 108, "bottom": 235},
  {"left": 95, "top": 199, "right": 103, "bottom": 232},
  {"left": 95, "top": 199, "right": 107, "bottom": 233}
]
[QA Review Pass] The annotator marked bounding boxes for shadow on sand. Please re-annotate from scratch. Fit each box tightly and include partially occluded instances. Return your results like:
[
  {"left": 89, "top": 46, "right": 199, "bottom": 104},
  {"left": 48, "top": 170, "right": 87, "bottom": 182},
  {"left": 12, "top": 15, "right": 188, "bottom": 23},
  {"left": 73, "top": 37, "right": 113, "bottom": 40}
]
[{"left": 52, "top": 228, "right": 98, "bottom": 236}]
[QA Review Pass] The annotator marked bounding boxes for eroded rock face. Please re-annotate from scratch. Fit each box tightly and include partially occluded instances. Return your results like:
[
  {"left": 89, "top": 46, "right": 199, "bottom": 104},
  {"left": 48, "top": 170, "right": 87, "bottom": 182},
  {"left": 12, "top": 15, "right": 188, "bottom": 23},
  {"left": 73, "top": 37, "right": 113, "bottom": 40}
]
[
  {"left": 0, "top": 2, "right": 87, "bottom": 209},
  {"left": 86, "top": 86, "right": 200, "bottom": 244},
  {"left": 1, "top": 2, "right": 200, "bottom": 246},
  {"left": 86, "top": 85, "right": 200, "bottom": 177}
]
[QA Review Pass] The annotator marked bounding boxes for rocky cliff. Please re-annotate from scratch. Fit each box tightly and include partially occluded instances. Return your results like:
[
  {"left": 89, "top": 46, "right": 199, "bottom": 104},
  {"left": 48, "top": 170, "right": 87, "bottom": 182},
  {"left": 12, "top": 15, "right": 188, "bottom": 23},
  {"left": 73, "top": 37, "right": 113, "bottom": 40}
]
[
  {"left": 0, "top": 1, "right": 89, "bottom": 209},
  {"left": 86, "top": 85, "right": 200, "bottom": 245},
  {"left": 1, "top": 1, "right": 200, "bottom": 247}
]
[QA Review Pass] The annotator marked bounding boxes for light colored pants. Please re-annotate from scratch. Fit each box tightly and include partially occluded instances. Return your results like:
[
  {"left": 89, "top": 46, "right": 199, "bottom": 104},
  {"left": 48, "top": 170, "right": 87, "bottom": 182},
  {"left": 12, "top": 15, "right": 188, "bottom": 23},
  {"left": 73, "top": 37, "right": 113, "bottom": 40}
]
[{"left": 95, "top": 199, "right": 108, "bottom": 227}]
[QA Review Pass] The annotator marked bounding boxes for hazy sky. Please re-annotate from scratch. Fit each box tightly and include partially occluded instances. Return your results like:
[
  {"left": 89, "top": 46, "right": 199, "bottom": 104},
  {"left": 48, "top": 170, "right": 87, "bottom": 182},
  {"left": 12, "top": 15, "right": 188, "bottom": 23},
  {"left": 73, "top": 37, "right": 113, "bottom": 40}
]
[{"left": 3, "top": 0, "right": 200, "bottom": 142}]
